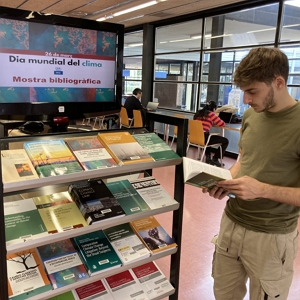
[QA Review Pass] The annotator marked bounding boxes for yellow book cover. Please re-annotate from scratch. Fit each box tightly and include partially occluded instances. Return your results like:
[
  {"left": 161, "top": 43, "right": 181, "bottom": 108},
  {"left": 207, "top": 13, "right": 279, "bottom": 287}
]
[
  {"left": 1, "top": 149, "right": 39, "bottom": 183},
  {"left": 97, "top": 132, "right": 154, "bottom": 166},
  {"left": 130, "top": 216, "right": 177, "bottom": 254},
  {"left": 33, "top": 191, "right": 87, "bottom": 234}
]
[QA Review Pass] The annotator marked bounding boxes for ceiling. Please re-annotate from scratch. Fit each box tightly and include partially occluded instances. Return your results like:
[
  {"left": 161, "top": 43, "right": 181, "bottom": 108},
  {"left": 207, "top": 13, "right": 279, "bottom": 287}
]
[{"left": 0, "top": 0, "right": 246, "bottom": 28}]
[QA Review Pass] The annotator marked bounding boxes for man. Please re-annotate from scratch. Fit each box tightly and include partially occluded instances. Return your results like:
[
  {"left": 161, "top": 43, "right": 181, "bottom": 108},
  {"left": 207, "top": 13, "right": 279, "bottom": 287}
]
[
  {"left": 205, "top": 47, "right": 300, "bottom": 299},
  {"left": 124, "top": 88, "right": 144, "bottom": 119}
]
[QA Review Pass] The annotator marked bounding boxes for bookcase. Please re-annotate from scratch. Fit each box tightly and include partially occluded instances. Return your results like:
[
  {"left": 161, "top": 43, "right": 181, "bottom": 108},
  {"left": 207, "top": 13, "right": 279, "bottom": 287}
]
[{"left": 0, "top": 115, "right": 189, "bottom": 300}]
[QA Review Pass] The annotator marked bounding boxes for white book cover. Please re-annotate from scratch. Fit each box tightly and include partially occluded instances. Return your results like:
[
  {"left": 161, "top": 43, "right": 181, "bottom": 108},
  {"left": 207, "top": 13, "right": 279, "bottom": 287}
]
[
  {"left": 129, "top": 177, "right": 177, "bottom": 209},
  {"left": 131, "top": 262, "right": 174, "bottom": 299},
  {"left": 103, "top": 223, "right": 150, "bottom": 265},
  {"left": 104, "top": 270, "right": 150, "bottom": 300},
  {"left": 73, "top": 279, "right": 114, "bottom": 300},
  {"left": 1, "top": 149, "right": 39, "bottom": 183}
]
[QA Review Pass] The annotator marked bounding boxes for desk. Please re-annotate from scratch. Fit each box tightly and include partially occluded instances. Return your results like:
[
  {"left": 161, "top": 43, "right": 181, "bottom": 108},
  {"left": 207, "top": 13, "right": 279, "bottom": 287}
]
[{"left": 214, "top": 124, "right": 241, "bottom": 137}]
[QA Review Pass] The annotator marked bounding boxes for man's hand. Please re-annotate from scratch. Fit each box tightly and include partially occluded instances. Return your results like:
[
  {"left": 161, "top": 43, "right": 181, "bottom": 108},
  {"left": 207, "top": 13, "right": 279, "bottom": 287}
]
[
  {"left": 217, "top": 176, "right": 265, "bottom": 200},
  {"left": 202, "top": 185, "right": 230, "bottom": 200}
]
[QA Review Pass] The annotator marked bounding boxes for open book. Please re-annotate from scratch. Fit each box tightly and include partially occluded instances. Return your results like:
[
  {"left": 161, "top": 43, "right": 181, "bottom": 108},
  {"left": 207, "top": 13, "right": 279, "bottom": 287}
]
[{"left": 183, "top": 157, "right": 235, "bottom": 197}]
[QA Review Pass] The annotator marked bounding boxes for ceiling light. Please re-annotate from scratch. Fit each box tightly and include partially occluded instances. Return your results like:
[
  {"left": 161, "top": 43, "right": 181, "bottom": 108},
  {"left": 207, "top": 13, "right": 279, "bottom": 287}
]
[
  {"left": 127, "top": 43, "right": 143, "bottom": 47},
  {"left": 283, "top": 23, "right": 300, "bottom": 28},
  {"left": 285, "top": 1, "right": 300, "bottom": 8},
  {"left": 114, "top": 1, "right": 157, "bottom": 17}
]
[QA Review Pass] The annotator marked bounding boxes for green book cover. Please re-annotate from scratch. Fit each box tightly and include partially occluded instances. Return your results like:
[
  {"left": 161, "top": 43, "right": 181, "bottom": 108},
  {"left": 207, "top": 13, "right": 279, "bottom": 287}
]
[
  {"left": 105, "top": 180, "right": 151, "bottom": 215},
  {"left": 68, "top": 179, "right": 125, "bottom": 224},
  {"left": 48, "top": 291, "right": 75, "bottom": 300},
  {"left": 133, "top": 133, "right": 180, "bottom": 161},
  {"left": 23, "top": 139, "right": 83, "bottom": 177},
  {"left": 71, "top": 230, "right": 122, "bottom": 276},
  {"left": 4, "top": 198, "right": 48, "bottom": 246}
]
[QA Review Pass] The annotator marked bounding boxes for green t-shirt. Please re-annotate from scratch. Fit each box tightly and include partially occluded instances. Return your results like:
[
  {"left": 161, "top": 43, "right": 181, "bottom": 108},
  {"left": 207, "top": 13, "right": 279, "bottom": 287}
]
[{"left": 225, "top": 102, "right": 300, "bottom": 234}]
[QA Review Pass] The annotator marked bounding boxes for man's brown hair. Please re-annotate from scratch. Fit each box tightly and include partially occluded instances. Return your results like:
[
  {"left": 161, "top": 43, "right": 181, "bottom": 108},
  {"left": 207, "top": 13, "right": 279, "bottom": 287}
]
[{"left": 234, "top": 47, "right": 289, "bottom": 87}]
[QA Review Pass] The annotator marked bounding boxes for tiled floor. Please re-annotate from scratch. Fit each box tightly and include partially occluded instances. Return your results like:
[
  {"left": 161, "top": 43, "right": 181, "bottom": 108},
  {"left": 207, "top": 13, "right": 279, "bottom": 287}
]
[{"left": 152, "top": 146, "right": 300, "bottom": 300}]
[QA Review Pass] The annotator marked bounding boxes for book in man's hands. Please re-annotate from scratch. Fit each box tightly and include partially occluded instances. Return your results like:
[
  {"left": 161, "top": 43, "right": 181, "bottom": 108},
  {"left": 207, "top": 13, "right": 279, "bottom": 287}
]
[
  {"left": 183, "top": 157, "right": 233, "bottom": 194},
  {"left": 97, "top": 131, "right": 154, "bottom": 165}
]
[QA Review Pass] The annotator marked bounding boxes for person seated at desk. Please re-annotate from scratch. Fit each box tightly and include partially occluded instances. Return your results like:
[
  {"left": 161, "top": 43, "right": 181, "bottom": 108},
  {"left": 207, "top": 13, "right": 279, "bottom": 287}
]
[
  {"left": 124, "top": 88, "right": 147, "bottom": 126},
  {"left": 194, "top": 100, "right": 229, "bottom": 167}
]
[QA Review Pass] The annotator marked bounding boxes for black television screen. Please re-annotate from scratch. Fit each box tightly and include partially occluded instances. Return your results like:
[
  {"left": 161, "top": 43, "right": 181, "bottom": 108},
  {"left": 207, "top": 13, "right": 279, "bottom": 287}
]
[{"left": 0, "top": 7, "right": 123, "bottom": 120}]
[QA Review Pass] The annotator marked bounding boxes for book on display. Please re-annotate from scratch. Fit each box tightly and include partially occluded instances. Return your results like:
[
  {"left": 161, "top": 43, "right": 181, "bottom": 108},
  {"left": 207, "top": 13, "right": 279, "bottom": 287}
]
[
  {"left": 4, "top": 198, "right": 48, "bottom": 246},
  {"left": 104, "top": 270, "right": 149, "bottom": 300},
  {"left": 1, "top": 149, "right": 39, "bottom": 183},
  {"left": 130, "top": 176, "right": 178, "bottom": 209},
  {"left": 133, "top": 132, "right": 180, "bottom": 161},
  {"left": 105, "top": 179, "right": 151, "bottom": 215},
  {"left": 130, "top": 216, "right": 177, "bottom": 254},
  {"left": 32, "top": 191, "right": 87, "bottom": 234},
  {"left": 65, "top": 137, "right": 118, "bottom": 170},
  {"left": 97, "top": 131, "right": 154, "bottom": 165},
  {"left": 23, "top": 139, "right": 83, "bottom": 177},
  {"left": 103, "top": 222, "right": 151, "bottom": 265},
  {"left": 7, "top": 248, "right": 52, "bottom": 300},
  {"left": 71, "top": 230, "right": 122, "bottom": 276},
  {"left": 68, "top": 179, "right": 125, "bottom": 224},
  {"left": 131, "top": 261, "right": 175, "bottom": 299},
  {"left": 72, "top": 279, "right": 114, "bottom": 300},
  {"left": 37, "top": 239, "right": 89, "bottom": 289}
]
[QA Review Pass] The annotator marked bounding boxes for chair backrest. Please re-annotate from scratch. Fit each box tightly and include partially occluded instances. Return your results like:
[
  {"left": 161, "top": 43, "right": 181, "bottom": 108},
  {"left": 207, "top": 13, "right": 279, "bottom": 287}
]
[
  {"left": 120, "top": 107, "right": 131, "bottom": 127},
  {"left": 188, "top": 120, "right": 206, "bottom": 146},
  {"left": 133, "top": 110, "right": 143, "bottom": 127},
  {"left": 173, "top": 114, "right": 185, "bottom": 136}
]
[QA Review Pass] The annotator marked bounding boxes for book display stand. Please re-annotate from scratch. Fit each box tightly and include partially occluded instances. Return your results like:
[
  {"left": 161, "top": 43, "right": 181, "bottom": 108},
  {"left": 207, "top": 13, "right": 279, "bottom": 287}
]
[{"left": 0, "top": 114, "right": 189, "bottom": 300}]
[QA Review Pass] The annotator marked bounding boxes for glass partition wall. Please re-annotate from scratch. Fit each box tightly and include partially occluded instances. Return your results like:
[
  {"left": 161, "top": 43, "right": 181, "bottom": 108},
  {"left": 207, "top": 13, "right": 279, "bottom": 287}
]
[{"left": 124, "top": 0, "right": 300, "bottom": 114}]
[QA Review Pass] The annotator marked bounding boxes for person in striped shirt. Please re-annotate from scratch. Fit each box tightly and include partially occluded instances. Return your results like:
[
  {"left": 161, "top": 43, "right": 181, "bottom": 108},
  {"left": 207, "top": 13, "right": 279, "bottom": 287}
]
[{"left": 193, "top": 101, "right": 229, "bottom": 167}]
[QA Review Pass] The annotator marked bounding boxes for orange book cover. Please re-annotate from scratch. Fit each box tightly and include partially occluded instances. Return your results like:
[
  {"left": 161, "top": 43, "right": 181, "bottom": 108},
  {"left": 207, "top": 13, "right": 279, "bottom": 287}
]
[
  {"left": 130, "top": 216, "right": 177, "bottom": 254},
  {"left": 97, "top": 132, "right": 154, "bottom": 166},
  {"left": 7, "top": 248, "right": 52, "bottom": 298}
]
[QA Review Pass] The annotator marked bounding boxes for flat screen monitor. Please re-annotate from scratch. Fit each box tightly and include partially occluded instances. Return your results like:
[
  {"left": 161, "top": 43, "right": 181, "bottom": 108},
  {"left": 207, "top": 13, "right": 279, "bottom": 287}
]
[{"left": 0, "top": 7, "right": 123, "bottom": 121}]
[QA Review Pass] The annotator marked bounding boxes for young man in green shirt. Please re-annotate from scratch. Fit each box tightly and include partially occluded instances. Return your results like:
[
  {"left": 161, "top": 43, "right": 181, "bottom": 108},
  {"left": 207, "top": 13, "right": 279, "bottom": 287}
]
[{"left": 205, "top": 47, "right": 300, "bottom": 300}]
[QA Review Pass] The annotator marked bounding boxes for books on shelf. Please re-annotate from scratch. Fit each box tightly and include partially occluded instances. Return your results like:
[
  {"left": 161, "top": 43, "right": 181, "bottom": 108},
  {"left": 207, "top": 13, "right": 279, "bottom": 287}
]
[
  {"left": 4, "top": 198, "right": 48, "bottom": 246},
  {"left": 71, "top": 230, "right": 122, "bottom": 276},
  {"left": 37, "top": 239, "right": 89, "bottom": 289},
  {"left": 130, "top": 176, "right": 178, "bottom": 209},
  {"left": 133, "top": 132, "right": 180, "bottom": 161},
  {"left": 32, "top": 191, "right": 87, "bottom": 234},
  {"left": 105, "top": 179, "right": 151, "bottom": 215},
  {"left": 104, "top": 270, "right": 149, "bottom": 300},
  {"left": 97, "top": 131, "right": 154, "bottom": 165},
  {"left": 130, "top": 216, "right": 177, "bottom": 254},
  {"left": 131, "top": 261, "right": 175, "bottom": 299},
  {"left": 68, "top": 179, "right": 125, "bottom": 225},
  {"left": 72, "top": 279, "right": 114, "bottom": 300},
  {"left": 1, "top": 149, "right": 39, "bottom": 183},
  {"left": 65, "top": 137, "right": 118, "bottom": 170},
  {"left": 103, "top": 222, "right": 150, "bottom": 265},
  {"left": 23, "top": 139, "right": 83, "bottom": 177},
  {"left": 7, "top": 248, "right": 52, "bottom": 299},
  {"left": 183, "top": 157, "right": 233, "bottom": 194}
]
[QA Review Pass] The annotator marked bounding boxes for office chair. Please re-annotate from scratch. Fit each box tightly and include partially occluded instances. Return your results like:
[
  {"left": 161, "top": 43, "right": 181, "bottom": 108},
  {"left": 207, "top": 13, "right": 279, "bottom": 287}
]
[
  {"left": 186, "top": 120, "right": 223, "bottom": 167},
  {"left": 120, "top": 107, "right": 133, "bottom": 128},
  {"left": 170, "top": 114, "right": 186, "bottom": 148},
  {"left": 132, "top": 110, "right": 143, "bottom": 128}
]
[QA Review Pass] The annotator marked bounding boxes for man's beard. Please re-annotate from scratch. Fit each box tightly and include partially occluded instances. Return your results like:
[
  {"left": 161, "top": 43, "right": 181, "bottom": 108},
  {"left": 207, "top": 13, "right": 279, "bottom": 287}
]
[{"left": 262, "top": 86, "right": 276, "bottom": 112}]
